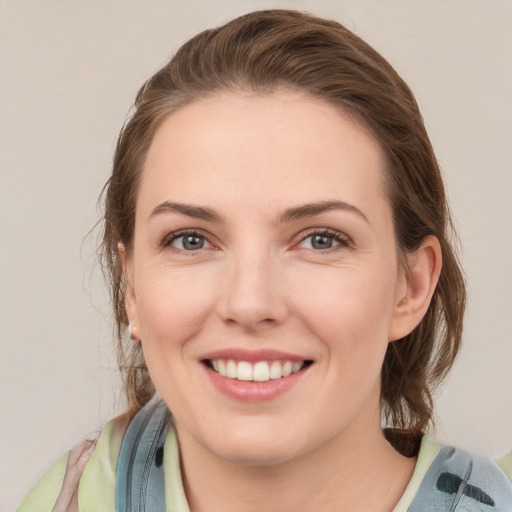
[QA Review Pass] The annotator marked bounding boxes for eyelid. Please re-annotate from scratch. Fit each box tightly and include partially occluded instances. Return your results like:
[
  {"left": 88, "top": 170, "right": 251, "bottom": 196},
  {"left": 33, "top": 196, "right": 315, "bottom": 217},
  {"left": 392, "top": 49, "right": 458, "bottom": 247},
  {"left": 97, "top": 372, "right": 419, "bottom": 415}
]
[
  {"left": 158, "top": 227, "right": 352, "bottom": 253},
  {"left": 294, "top": 228, "right": 353, "bottom": 250},
  {"left": 160, "top": 229, "right": 216, "bottom": 252}
]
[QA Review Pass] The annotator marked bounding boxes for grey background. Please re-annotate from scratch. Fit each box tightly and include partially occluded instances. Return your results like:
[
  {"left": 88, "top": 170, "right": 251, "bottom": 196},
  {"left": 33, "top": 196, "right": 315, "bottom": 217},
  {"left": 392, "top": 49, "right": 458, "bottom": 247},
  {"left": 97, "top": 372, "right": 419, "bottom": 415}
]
[{"left": 1, "top": 1, "right": 511, "bottom": 510}]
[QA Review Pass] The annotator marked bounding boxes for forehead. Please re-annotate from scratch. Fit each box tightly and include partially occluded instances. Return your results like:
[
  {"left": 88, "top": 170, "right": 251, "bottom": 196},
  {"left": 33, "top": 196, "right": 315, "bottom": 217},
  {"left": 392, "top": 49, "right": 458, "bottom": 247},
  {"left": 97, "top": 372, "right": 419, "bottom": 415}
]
[{"left": 139, "top": 90, "right": 389, "bottom": 219}]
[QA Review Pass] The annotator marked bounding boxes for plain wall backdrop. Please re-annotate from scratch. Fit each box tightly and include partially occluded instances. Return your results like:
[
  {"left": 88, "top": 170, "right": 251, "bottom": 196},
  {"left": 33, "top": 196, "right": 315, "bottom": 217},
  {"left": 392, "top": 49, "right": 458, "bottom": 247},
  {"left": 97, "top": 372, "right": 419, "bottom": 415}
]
[{"left": 1, "top": 1, "right": 511, "bottom": 509}]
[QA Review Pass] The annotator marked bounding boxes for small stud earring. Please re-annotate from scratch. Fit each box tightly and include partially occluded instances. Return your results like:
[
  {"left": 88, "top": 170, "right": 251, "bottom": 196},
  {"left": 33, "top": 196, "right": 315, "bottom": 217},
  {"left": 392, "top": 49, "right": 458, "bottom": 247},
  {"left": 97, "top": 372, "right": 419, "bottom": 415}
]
[{"left": 128, "top": 324, "right": 140, "bottom": 342}]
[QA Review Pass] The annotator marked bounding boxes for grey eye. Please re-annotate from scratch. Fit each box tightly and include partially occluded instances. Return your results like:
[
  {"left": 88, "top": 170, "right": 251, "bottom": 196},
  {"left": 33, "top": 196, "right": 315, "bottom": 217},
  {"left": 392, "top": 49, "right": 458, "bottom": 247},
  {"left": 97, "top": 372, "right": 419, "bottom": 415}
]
[
  {"left": 173, "top": 234, "right": 207, "bottom": 251},
  {"left": 311, "top": 234, "right": 334, "bottom": 249},
  {"left": 299, "top": 233, "right": 340, "bottom": 250}
]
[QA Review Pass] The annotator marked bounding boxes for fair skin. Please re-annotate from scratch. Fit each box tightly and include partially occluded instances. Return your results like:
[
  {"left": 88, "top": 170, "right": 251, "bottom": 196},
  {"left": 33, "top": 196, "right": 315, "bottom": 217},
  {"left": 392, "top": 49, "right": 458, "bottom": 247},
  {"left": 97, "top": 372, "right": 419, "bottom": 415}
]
[{"left": 121, "top": 90, "right": 441, "bottom": 512}]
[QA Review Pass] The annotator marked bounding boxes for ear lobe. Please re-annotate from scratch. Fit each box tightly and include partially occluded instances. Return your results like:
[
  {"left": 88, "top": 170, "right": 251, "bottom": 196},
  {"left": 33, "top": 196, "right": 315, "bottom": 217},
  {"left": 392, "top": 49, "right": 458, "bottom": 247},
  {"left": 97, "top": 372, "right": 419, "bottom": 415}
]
[
  {"left": 388, "top": 235, "right": 442, "bottom": 342},
  {"left": 118, "top": 242, "right": 141, "bottom": 343}
]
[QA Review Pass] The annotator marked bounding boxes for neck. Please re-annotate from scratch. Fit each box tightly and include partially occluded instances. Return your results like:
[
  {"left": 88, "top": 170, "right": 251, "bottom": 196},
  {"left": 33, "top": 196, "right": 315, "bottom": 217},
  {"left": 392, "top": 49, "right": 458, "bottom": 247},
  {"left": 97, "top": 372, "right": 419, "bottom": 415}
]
[{"left": 176, "top": 414, "right": 416, "bottom": 512}]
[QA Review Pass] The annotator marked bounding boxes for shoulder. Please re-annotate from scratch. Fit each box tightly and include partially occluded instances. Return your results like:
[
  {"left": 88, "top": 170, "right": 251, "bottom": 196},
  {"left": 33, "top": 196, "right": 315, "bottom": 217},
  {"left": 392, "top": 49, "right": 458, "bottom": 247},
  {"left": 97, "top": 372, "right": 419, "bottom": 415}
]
[
  {"left": 17, "top": 450, "right": 70, "bottom": 512},
  {"left": 496, "top": 452, "right": 512, "bottom": 483},
  {"left": 404, "top": 438, "right": 512, "bottom": 512},
  {"left": 17, "top": 413, "right": 129, "bottom": 512}
]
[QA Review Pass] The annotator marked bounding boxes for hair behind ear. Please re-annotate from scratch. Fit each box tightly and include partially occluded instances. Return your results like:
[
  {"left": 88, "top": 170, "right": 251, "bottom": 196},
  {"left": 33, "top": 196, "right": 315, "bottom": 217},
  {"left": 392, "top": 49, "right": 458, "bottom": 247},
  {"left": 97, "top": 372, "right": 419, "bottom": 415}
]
[{"left": 382, "top": 232, "right": 464, "bottom": 432}]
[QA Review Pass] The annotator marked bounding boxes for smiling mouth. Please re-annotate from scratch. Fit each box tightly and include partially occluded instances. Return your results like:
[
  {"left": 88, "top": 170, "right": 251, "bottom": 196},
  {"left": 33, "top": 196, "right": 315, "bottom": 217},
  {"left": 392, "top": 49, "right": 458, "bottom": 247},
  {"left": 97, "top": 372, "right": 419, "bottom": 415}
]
[{"left": 204, "top": 359, "right": 313, "bottom": 382}]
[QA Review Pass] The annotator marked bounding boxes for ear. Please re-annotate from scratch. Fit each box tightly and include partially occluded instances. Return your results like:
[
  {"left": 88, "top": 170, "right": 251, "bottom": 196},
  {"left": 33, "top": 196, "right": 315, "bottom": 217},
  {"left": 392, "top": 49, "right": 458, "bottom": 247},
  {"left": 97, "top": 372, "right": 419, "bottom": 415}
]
[
  {"left": 118, "top": 242, "right": 141, "bottom": 343},
  {"left": 388, "top": 235, "right": 442, "bottom": 342}
]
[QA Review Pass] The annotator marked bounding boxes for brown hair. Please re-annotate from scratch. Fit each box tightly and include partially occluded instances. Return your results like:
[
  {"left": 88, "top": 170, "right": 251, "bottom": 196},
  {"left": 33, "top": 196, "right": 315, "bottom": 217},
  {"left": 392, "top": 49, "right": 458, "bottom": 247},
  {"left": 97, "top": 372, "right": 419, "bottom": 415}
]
[{"left": 101, "top": 9, "right": 466, "bottom": 432}]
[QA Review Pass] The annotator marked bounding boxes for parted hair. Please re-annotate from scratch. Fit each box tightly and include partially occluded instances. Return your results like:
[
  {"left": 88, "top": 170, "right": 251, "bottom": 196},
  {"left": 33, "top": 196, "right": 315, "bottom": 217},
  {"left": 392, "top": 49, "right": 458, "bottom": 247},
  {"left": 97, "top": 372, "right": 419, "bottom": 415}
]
[{"left": 101, "top": 9, "right": 466, "bottom": 434}]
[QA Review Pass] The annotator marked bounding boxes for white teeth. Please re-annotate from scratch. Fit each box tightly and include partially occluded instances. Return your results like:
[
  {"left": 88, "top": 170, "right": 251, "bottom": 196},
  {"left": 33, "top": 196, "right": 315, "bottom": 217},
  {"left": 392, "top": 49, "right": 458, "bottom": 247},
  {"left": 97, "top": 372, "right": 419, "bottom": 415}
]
[
  {"left": 269, "top": 360, "right": 283, "bottom": 379},
  {"left": 292, "top": 361, "right": 304, "bottom": 373},
  {"left": 237, "top": 361, "right": 253, "bottom": 381},
  {"left": 209, "top": 359, "right": 307, "bottom": 381},
  {"left": 226, "top": 359, "right": 237, "bottom": 379},
  {"left": 253, "top": 361, "right": 270, "bottom": 382},
  {"left": 282, "top": 361, "right": 293, "bottom": 377}
]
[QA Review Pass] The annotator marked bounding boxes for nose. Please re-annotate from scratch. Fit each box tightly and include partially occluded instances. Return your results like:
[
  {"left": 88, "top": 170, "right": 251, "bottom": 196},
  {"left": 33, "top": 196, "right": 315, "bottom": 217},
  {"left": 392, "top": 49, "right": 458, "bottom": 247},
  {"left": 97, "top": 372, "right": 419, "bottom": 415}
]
[{"left": 216, "top": 250, "right": 288, "bottom": 331}]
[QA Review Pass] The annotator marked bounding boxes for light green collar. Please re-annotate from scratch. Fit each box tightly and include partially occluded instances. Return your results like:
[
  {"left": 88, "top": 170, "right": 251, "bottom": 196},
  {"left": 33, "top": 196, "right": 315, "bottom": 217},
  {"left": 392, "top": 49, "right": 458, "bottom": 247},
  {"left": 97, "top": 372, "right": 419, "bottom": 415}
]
[
  {"left": 164, "top": 425, "right": 191, "bottom": 512},
  {"left": 392, "top": 436, "right": 441, "bottom": 512}
]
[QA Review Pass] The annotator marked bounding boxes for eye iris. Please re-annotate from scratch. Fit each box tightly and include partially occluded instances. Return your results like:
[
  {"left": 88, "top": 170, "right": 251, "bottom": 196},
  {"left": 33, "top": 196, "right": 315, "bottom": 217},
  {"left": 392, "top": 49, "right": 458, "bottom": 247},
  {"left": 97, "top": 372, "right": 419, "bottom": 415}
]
[
  {"left": 182, "top": 235, "right": 204, "bottom": 250},
  {"left": 311, "top": 234, "right": 333, "bottom": 249}
]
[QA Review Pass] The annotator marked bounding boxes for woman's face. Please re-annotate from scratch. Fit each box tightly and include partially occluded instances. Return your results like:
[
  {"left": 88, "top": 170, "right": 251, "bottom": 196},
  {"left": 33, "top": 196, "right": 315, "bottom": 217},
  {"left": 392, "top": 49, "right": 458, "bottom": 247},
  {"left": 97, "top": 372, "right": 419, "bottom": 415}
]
[{"left": 125, "top": 90, "right": 409, "bottom": 465}]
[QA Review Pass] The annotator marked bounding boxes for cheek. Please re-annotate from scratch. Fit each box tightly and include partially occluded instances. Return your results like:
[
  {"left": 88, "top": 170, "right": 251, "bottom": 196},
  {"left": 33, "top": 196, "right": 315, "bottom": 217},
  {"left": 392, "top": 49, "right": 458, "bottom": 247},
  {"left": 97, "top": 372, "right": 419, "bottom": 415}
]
[
  {"left": 287, "top": 262, "right": 398, "bottom": 392},
  {"left": 135, "top": 265, "right": 219, "bottom": 345},
  {"left": 289, "top": 263, "right": 397, "bottom": 336}
]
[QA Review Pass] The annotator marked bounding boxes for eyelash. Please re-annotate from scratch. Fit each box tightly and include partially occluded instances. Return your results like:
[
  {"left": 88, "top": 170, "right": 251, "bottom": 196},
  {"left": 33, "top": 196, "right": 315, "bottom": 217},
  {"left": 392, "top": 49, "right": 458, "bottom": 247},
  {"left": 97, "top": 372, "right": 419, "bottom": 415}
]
[
  {"left": 160, "top": 228, "right": 352, "bottom": 254},
  {"left": 160, "top": 230, "right": 212, "bottom": 253},
  {"left": 296, "top": 228, "right": 352, "bottom": 252}
]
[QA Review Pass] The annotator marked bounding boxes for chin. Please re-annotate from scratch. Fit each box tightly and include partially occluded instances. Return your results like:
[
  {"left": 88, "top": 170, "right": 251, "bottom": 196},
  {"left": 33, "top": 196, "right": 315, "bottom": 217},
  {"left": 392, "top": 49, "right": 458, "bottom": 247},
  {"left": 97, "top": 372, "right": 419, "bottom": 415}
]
[
  {"left": 214, "top": 441, "right": 302, "bottom": 467},
  {"left": 200, "top": 421, "right": 312, "bottom": 467}
]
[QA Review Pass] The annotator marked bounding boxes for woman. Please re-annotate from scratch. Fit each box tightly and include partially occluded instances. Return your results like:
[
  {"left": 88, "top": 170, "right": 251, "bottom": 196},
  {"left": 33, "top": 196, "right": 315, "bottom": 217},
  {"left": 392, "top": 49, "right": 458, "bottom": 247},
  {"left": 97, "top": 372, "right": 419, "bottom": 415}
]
[{"left": 18, "top": 9, "right": 512, "bottom": 512}]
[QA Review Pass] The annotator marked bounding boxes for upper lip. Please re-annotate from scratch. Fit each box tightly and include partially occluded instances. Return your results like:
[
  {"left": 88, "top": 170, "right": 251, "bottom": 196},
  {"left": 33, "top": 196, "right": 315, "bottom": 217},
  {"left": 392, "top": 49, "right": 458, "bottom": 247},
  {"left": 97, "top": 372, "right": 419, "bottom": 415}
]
[{"left": 201, "top": 348, "right": 310, "bottom": 363}]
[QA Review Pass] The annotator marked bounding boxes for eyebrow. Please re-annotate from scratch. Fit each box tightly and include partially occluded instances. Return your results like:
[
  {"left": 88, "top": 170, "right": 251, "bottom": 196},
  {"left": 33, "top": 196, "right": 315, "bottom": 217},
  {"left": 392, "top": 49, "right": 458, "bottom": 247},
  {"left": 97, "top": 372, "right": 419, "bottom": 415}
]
[
  {"left": 149, "top": 199, "right": 369, "bottom": 224},
  {"left": 278, "top": 200, "right": 369, "bottom": 224},
  {"left": 150, "top": 201, "right": 223, "bottom": 222}
]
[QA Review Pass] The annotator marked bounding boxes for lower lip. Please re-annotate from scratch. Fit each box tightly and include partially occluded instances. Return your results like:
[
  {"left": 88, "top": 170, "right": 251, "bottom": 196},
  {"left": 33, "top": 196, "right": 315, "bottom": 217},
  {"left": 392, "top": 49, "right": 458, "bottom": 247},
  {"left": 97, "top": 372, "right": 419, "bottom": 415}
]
[{"left": 202, "top": 364, "right": 310, "bottom": 403}]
